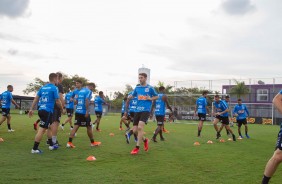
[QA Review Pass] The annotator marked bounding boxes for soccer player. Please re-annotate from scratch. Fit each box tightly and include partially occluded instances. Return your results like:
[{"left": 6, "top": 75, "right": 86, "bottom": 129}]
[
  {"left": 29, "top": 73, "right": 65, "bottom": 154},
  {"left": 66, "top": 83, "right": 101, "bottom": 148},
  {"left": 262, "top": 91, "right": 282, "bottom": 184},
  {"left": 119, "top": 96, "right": 130, "bottom": 130},
  {"left": 49, "top": 72, "right": 65, "bottom": 146},
  {"left": 0, "top": 85, "right": 20, "bottom": 132},
  {"left": 94, "top": 91, "right": 107, "bottom": 132},
  {"left": 61, "top": 86, "right": 75, "bottom": 130},
  {"left": 194, "top": 90, "right": 209, "bottom": 137},
  {"left": 124, "top": 73, "right": 158, "bottom": 155},
  {"left": 150, "top": 86, "right": 172, "bottom": 142},
  {"left": 213, "top": 95, "right": 236, "bottom": 141},
  {"left": 233, "top": 99, "right": 250, "bottom": 139}
]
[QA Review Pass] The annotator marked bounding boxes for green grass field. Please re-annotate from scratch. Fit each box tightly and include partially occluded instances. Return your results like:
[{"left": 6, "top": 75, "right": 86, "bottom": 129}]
[{"left": 0, "top": 112, "right": 282, "bottom": 184}]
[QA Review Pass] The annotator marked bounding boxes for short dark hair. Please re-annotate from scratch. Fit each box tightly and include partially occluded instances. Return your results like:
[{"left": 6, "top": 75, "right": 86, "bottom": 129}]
[
  {"left": 159, "top": 86, "right": 165, "bottom": 91},
  {"left": 238, "top": 98, "right": 242, "bottom": 101},
  {"left": 225, "top": 95, "right": 230, "bottom": 99},
  {"left": 99, "top": 91, "right": 103, "bottom": 95},
  {"left": 139, "top": 73, "right": 147, "bottom": 78},
  {"left": 49, "top": 73, "right": 58, "bottom": 82},
  {"left": 56, "top": 72, "right": 63, "bottom": 79},
  {"left": 7, "top": 85, "right": 13, "bottom": 89},
  {"left": 214, "top": 95, "right": 219, "bottom": 98},
  {"left": 202, "top": 90, "right": 208, "bottom": 95},
  {"left": 87, "top": 82, "right": 96, "bottom": 88},
  {"left": 76, "top": 79, "right": 83, "bottom": 84}
]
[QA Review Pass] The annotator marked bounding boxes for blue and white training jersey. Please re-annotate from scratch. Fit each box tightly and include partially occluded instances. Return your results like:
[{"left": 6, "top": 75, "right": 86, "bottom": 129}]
[
  {"left": 1, "top": 91, "right": 13, "bottom": 109},
  {"left": 37, "top": 83, "right": 59, "bottom": 113},
  {"left": 233, "top": 104, "right": 249, "bottom": 120},
  {"left": 196, "top": 96, "right": 207, "bottom": 114},
  {"left": 94, "top": 96, "right": 105, "bottom": 112},
  {"left": 214, "top": 100, "right": 229, "bottom": 117},
  {"left": 155, "top": 93, "right": 166, "bottom": 116},
  {"left": 132, "top": 85, "right": 158, "bottom": 112},
  {"left": 128, "top": 91, "right": 138, "bottom": 113},
  {"left": 280, "top": 90, "right": 282, "bottom": 94},
  {"left": 75, "top": 87, "right": 92, "bottom": 115},
  {"left": 65, "top": 91, "right": 74, "bottom": 109}
]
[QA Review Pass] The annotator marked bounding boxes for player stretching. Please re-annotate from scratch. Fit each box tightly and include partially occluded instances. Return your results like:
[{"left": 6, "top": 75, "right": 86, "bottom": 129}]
[
  {"left": 66, "top": 83, "right": 101, "bottom": 148},
  {"left": 194, "top": 90, "right": 209, "bottom": 137},
  {"left": 94, "top": 91, "right": 107, "bottom": 132},
  {"left": 124, "top": 73, "right": 158, "bottom": 155},
  {"left": 233, "top": 99, "right": 250, "bottom": 139},
  {"left": 213, "top": 95, "right": 236, "bottom": 141},
  {"left": 29, "top": 73, "right": 65, "bottom": 153},
  {"left": 151, "top": 86, "right": 172, "bottom": 142},
  {"left": 61, "top": 87, "right": 75, "bottom": 130},
  {"left": 262, "top": 90, "right": 282, "bottom": 183},
  {"left": 0, "top": 85, "right": 20, "bottom": 132}
]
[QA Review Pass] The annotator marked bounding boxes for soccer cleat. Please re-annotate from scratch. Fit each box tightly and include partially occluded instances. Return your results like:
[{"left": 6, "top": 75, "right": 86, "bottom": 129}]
[
  {"left": 163, "top": 129, "right": 169, "bottom": 133},
  {"left": 49, "top": 145, "right": 59, "bottom": 150},
  {"left": 125, "top": 133, "right": 130, "bottom": 144},
  {"left": 90, "top": 142, "right": 101, "bottom": 147},
  {"left": 144, "top": 138, "right": 149, "bottom": 151},
  {"left": 66, "top": 142, "right": 76, "bottom": 148},
  {"left": 31, "top": 149, "right": 43, "bottom": 154},
  {"left": 8, "top": 129, "right": 15, "bottom": 132},
  {"left": 160, "top": 137, "right": 165, "bottom": 141},
  {"left": 60, "top": 125, "right": 64, "bottom": 130},
  {"left": 96, "top": 128, "right": 102, "bottom": 132},
  {"left": 239, "top": 135, "right": 244, "bottom": 139},
  {"left": 216, "top": 132, "right": 221, "bottom": 139},
  {"left": 119, "top": 127, "right": 124, "bottom": 131},
  {"left": 130, "top": 148, "right": 139, "bottom": 155},
  {"left": 151, "top": 138, "right": 157, "bottom": 142},
  {"left": 246, "top": 134, "right": 250, "bottom": 139},
  {"left": 232, "top": 134, "right": 237, "bottom": 141},
  {"left": 33, "top": 123, "right": 37, "bottom": 131}
]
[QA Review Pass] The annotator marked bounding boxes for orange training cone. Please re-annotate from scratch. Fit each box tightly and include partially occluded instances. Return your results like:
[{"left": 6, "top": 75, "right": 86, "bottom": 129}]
[
  {"left": 207, "top": 140, "right": 213, "bottom": 144},
  {"left": 86, "top": 155, "right": 96, "bottom": 161},
  {"left": 194, "top": 141, "right": 200, "bottom": 146},
  {"left": 109, "top": 133, "right": 114, "bottom": 136},
  {"left": 220, "top": 139, "right": 225, "bottom": 143}
]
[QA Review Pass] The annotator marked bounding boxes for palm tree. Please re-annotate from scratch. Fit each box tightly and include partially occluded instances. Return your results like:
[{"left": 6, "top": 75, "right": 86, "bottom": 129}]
[
  {"left": 229, "top": 80, "right": 250, "bottom": 98},
  {"left": 155, "top": 81, "right": 173, "bottom": 94}
]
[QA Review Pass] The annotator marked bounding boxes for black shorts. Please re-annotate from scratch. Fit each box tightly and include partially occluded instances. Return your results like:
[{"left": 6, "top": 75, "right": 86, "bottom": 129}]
[
  {"left": 276, "top": 125, "right": 282, "bottom": 150},
  {"left": 2, "top": 108, "right": 10, "bottom": 117},
  {"left": 215, "top": 115, "right": 229, "bottom": 125},
  {"left": 95, "top": 111, "right": 102, "bottom": 118},
  {"left": 66, "top": 108, "right": 74, "bottom": 117},
  {"left": 52, "top": 109, "right": 61, "bottom": 123},
  {"left": 237, "top": 119, "right": 247, "bottom": 127},
  {"left": 198, "top": 113, "right": 206, "bottom": 121},
  {"left": 156, "top": 115, "right": 165, "bottom": 125},
  {"left": 133, "top": 112, "right": 150, "bottom": 126},
  {"left": 128, "top": 112, "right": 135, "bottom": 121},
  {"left": 38, "top": 110, "right": 53, "bottom": 129},
  {"left": 74, "top": 113, "right": 91, "bottom": 127}
]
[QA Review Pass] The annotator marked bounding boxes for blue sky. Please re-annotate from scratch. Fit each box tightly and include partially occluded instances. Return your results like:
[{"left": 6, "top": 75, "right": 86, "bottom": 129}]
[{"left": 0, "top": 0, "right": 282, "bottom": 96}]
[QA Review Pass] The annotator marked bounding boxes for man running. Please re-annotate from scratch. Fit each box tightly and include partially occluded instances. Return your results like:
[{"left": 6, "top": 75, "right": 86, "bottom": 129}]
[
  {"left": 29, "top": 73, "right": 65, "bottom": 153},
  {"left": 94, "top": 91, "right": 107, "bottom": 132},
  {"left": 66, "top": 83, "right": 101, "bottom": 148},
  {"left": 194, "top": 90, "right": 209, "bottom": 137},
  {"left": 233, "top": 99, "right": 250, "bottom": 139},
  {"left": 151, "top": 86, "right": 172, "bottom": 142},
  {"left": 213, "top": 95, "right": 236, "bottom": 141},
  {"left": 0, "top": 85, "right": 20, "bottom": 132},
  {"left": 124, "top": 73, "right": 158, "bottom": 155}
]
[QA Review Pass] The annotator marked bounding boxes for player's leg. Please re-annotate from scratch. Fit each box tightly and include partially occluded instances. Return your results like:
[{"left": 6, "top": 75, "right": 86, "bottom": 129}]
[
  {"left": 67, "top": 113, "right": 80, "bottom": 148},
  {"left": 262, "top": 127, "right": 282, "bottom": 183},
  {"left": 244, "top": 119, "right": 250, "bottom": 138},
  {"left": 213, "top": 117, "right": 221, "bottom": 139},
  {"left": 0, "top": 109, "right": 8, "bottom": 125},
  {"left": 224, "top": 124, "right": 236, "bottom": 141},
  {"left": 50, "top": 109, "right": 61, "bottom": 145},
  {"left": 7, "top": 114, "right": 14, "bottom": 132},
  {"left": 152, "top": 116, "right": 163, "bottom": 142},
  {"left": 237, "top": 121, "right": 243, "bottom": 138}
]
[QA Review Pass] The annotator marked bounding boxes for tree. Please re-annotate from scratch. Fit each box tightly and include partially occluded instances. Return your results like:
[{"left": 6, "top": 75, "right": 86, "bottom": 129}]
[
  {"left": 230, "top": 80, "right": 250, "bottom": 98},
  {"left": 23, "top": 74, "right": 93, "bottom": 95},
  {"left": 124, "top": 84, "right": 133, "bottom": 95},
  {"left": 154, "top": 81, "right": 173, "bottom": 94}
]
